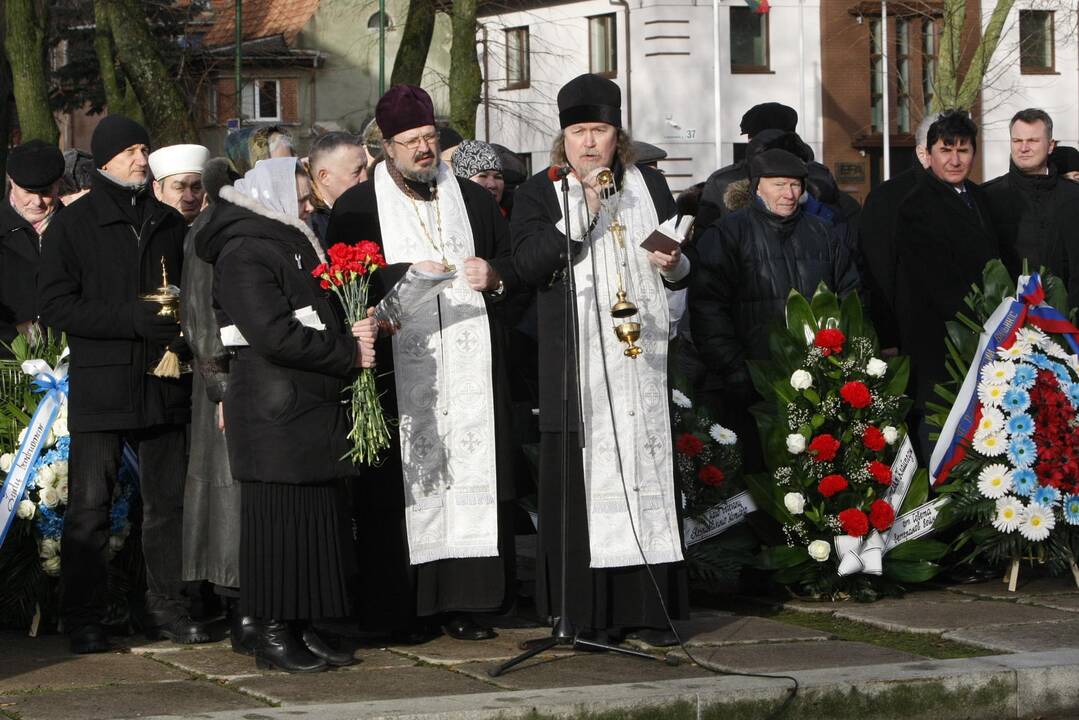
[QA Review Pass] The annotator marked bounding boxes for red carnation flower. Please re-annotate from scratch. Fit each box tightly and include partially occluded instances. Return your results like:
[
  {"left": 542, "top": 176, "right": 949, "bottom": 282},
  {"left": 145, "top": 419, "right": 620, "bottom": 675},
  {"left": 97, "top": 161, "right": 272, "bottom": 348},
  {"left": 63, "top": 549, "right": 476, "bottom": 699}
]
[
  {"left": 838, "top": 508, "right": 869, "bottom": 537},
  {"left": 840, "top": 381, "right": 872, "bottom": 409},
  {"left": 807, "top": 434, "right": 841, "bottom": 462},
  {"left": 698, "top": 464, "right": 725, "bottom": 487},
  {"left": 676, "top": 433, "right": 704, "bottom": 458},
  {"left": 813, "top": 328, "right": 846, "bottom": 357},
  {"left": 868, "top": 460, "right": 892, "bottom": 485},
  {"left": 869, "top": 499, "right": 895, "bottom": 531},
  {"left": 818, "top": 474, "right": 849, "bottom": 498},
  {"left": 862, "top": 426, "right": 886, "bottom": 452}
]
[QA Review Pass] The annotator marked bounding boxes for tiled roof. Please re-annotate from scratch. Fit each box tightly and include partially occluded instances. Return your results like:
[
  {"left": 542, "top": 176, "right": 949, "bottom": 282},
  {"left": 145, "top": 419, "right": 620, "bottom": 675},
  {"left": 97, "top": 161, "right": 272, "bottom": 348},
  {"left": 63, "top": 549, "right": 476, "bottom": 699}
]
[{"left": 202, "top": 0, "right": 320, "bottom": 48}]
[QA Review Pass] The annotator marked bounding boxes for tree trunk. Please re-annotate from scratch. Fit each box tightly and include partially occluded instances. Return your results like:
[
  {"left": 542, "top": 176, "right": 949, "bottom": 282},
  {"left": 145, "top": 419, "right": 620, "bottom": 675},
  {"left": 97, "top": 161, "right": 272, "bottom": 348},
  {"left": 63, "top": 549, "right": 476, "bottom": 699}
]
[
  {"left": 954, "top": 0, "right": 1015, "bottom": 111},
  {"left": 0, "top": 51, "right": 14, "bottom": 171},
  {"left": 100, "top": 0, "right": 196, "bottom": 144},
  {"left": 4, "top": 0, "right": 58, "bottom": 144},
  {"left": 93, "top": 0, "right": 144, "bottom": 123},
  {"left": 390, "top": 0, "right": 436, "bottom": 87},
  {"left": 931, "top": 0, "right": 965, "bottom": 113},
  {"left": 448, "top": 0, "right": 481, "bottom": 138}
]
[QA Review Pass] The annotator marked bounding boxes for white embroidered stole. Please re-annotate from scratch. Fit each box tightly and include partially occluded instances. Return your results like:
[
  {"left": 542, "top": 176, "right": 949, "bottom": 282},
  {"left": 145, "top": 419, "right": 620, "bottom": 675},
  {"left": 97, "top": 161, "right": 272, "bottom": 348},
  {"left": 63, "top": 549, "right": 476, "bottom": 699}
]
[
  {"left": 374, "top": 162, "right": 499, "bottom": 564},
  {"left": 558, "top": 165, "right": 684, "bottom": 568}
]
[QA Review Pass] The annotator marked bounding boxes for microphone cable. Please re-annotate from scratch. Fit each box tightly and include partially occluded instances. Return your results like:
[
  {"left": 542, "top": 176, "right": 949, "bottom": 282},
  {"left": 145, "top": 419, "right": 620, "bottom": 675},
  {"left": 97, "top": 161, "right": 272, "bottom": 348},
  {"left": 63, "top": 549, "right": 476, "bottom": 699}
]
[{"left": 582, "top": 191, "right": 799, "bottom": 720}]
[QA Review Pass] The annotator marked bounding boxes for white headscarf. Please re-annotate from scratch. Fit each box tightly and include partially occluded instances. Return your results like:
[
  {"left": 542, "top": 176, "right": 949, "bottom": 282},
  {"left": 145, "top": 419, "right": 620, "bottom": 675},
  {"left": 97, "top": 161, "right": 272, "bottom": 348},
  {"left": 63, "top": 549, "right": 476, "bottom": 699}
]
[{"left": 225, "top": 156, "right": 326, "bottom": 263}]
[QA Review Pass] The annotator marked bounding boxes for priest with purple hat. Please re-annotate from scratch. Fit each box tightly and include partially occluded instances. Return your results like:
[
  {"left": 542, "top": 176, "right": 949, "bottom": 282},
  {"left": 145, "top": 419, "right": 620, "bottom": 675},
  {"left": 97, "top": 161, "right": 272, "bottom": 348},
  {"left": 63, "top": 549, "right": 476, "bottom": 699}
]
[{"left": 326, "top": 85, "right": 520, "bottom": 642}]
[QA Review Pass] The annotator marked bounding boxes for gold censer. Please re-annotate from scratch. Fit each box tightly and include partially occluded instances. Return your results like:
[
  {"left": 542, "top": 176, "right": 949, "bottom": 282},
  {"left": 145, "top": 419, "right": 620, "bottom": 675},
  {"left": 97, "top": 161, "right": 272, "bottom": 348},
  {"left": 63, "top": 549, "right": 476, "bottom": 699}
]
[
  {"left": 610, "top": 290, "right": 642, "bottom": 358},
  {"left": 139, "top": 258, "right": 183, "bottom": 378}
]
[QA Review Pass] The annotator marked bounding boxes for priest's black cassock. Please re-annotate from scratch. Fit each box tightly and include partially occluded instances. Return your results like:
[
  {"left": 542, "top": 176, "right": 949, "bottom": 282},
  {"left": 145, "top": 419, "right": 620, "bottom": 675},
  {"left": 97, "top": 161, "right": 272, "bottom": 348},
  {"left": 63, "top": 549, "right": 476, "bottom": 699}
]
[
  {"left": 510, "top": 161, "right": 690, "bottom": 633},
  {"left": 325, "top": 172, "right": 519, "bottom": 631}
]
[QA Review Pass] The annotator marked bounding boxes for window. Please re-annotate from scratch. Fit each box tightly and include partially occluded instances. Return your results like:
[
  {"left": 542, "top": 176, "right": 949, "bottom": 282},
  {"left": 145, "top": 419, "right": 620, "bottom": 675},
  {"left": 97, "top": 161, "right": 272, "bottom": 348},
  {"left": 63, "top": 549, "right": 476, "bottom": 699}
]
[
  {"left": 504, "top": 27, "right": 530, "bottom": 88},
  {"left": 241, "top": 79, "right": 281, "bottom": 122},
  {"left": 589, "top": 14, "right": 617, "bottom": 77},
  {"left": 870, "top": 18, "right": 883, "bottom": 133},
  {"left": 896, "top": 18, "right": 910, "bottom": 133},
  {"left": 367, "top": 12, "right": 392, "bottom": 32},
  {"left": 922, "top": 19, "right": 938, "bottom": 111},
  {"left": 730, "top": 7, "right": 769, "bottom": 72},
  {"left": 1019, "top": 10, "right": 1054, "bottom": 73}
]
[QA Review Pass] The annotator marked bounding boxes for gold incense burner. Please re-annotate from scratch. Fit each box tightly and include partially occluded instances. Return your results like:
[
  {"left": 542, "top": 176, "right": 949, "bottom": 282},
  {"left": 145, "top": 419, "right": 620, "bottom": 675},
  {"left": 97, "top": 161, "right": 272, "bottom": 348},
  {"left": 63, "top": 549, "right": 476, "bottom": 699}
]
[{"left": 139, "top": 258, "right": 180, "bottom": 321}]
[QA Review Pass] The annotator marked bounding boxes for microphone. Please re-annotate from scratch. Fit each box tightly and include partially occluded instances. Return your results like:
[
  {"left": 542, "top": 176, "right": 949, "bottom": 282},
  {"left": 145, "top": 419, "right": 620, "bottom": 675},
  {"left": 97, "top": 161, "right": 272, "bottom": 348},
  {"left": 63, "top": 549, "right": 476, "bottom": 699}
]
[{"left": 547, "top": 165, "right": 571, "bottom": 181}]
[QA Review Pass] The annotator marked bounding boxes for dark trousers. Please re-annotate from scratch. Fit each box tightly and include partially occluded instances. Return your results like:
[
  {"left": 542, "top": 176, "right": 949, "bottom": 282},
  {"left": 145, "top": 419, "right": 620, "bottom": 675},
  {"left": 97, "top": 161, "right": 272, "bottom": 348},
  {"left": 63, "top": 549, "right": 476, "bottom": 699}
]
[{"left": 61, "top": 425, "right": 188, "bottom": 630}]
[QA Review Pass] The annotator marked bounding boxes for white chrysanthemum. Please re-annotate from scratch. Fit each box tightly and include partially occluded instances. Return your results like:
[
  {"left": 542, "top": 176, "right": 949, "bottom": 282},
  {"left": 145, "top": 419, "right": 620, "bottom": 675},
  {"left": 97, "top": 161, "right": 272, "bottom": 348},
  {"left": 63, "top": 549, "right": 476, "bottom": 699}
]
[
  {"left": 16, "top": 499, "right": 36, "bottom": 520},
  {"left": 977, "top": 464, "right": 1013, "bottom": 499},
  {"left": 710, "top": 424, "right": 738, "bottom": 445},
  {"left": 977, "top": 381, "right": 1006, "bottom": 408},
  {"left": 981, "top": 361, "right": 1016, "bottom": 386},
  {"left": 993, "top": 497, "right": 1023, "bottom": 533},
  {"left": 1045, "top": 341, "right": 1071, "bottom": 360},
  {"left": 997, "top": 342, "right": 1030, "bottom": 361},
  {"left": 1018, "top": 327, "right": 1048, "bottom": 349},
  {"left": 790, "top": 369, "right": 814, "bottom": 390},
  {"left": 671, "top": 389, "right": 692, "bottom": 409},
  {"left": 975, "top": 407, "right": 1005, "bottom": 436},
  {"left": 973, "top": 431, "right": 1008, "bottom": 457},
  {"left": 1019, "top": 503, "right": 1055, "bottom": 542}
]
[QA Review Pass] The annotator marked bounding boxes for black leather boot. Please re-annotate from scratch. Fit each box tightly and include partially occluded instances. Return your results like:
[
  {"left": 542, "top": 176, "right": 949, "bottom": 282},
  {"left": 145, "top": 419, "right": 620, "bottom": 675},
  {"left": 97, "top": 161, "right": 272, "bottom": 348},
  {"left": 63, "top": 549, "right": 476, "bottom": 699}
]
[
  {"left": 254, "top": 621, "right": 328, "bottom": 673},
  {"left": 230, "top": 614, "right": 262, "bottom": 656},
  {"left": 69, "top": 624, "right": 110, "bottom": 654},
  {"left": 442, "top": 613, "right": 496, "bottom": 641},
  {"left": 144, "top": 605, "right": 214, "bottom": 645},
  {"left": 301, "top": 628, "right": 357, "bottom": 667}
]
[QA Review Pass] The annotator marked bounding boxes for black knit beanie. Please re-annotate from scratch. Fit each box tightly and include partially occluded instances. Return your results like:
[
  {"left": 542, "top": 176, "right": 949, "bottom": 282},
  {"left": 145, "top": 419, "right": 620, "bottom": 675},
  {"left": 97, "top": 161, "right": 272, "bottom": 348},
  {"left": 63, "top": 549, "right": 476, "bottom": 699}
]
[{"left": 91, "top": 115, "right": 151, "bottom": 168}]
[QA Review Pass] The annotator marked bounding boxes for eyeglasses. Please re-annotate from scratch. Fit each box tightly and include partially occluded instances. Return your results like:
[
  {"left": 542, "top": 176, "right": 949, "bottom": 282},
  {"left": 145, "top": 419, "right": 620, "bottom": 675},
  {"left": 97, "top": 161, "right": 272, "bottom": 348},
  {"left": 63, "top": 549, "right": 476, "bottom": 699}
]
[{"left": 392, "top": 133, "right": 439, "bottom": 150}]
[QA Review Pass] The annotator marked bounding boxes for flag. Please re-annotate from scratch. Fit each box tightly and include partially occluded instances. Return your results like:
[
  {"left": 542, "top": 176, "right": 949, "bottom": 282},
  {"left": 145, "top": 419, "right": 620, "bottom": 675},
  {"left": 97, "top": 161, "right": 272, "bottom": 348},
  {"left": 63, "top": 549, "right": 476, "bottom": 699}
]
[{"left": 744, "top": 0, "right": 770, "bottom": 12}]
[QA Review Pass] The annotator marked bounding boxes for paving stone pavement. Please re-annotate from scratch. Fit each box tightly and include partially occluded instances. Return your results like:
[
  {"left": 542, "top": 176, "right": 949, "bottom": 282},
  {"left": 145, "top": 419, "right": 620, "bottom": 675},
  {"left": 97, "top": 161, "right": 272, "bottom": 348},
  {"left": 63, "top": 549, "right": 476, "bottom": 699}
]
[{"left": 5, "top": 577, "right": 1079, "bottom": 719}]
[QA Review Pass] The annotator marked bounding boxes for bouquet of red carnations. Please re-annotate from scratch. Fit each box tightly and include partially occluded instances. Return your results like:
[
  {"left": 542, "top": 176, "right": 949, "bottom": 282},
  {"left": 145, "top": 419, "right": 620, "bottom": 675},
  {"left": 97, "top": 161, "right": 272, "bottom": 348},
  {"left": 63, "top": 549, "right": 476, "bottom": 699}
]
[{"left": 312, "top": 241, "right": 391, "bottom": 465}]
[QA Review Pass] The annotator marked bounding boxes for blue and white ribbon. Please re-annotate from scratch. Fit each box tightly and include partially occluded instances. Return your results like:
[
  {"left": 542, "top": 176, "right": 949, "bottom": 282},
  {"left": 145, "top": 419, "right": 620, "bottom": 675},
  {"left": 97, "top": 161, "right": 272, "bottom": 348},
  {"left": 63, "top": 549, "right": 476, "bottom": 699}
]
[{"left": 0, "top": 352, "right": 69, "bottom": 550}]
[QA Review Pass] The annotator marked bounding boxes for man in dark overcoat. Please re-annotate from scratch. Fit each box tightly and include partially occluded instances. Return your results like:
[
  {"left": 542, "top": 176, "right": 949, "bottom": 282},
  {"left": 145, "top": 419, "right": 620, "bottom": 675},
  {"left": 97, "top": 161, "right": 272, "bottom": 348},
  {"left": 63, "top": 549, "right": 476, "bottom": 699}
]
[
  {"left": 982, "top": 108, "right": 1079, "bottom": 308},
  {"left": 38, "top": 116, "right": 210, "bottom": 654},
  {"left": 893, "top": 110, "right": 1000, "bottom": 462},
  {"left": 0, "top": 140, "right": 65, "bottom": 350}
]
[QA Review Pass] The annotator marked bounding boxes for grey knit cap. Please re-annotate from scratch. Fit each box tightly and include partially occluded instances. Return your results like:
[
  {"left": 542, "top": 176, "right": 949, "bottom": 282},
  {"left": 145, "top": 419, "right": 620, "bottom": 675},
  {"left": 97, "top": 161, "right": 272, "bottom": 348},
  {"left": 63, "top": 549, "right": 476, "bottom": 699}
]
[{"left": 451, "top": 140, "right": 502, "bottom": 179}]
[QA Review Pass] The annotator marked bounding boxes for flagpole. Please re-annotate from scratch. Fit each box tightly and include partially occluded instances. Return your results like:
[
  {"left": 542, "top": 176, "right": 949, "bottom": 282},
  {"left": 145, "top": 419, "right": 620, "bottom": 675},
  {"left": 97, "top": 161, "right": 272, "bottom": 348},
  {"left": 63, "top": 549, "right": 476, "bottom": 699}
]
[
  {"left": 881, "top": 0, "right": 891, "bottom": 181},
  {"left": 713, "top": 0, "right": 722, "bottom": 168}
]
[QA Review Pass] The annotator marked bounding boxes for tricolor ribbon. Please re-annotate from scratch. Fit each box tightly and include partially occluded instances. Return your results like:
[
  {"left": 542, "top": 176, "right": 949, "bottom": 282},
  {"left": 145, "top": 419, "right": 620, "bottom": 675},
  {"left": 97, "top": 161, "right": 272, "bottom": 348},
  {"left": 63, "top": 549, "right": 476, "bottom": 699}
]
[
  {"left": 930, "top": 274, "right": 1079, "bottom": 485},
  {"left": 0, "top": 351, "right": 70, "bottom": 550}
]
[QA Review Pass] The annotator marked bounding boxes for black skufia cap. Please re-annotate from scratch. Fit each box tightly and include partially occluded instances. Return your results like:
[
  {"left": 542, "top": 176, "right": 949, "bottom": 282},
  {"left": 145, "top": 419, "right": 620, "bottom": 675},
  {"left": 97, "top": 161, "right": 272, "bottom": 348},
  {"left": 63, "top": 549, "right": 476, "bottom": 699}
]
[
  {"left": 558, "top": 74, "right": 622, "bottom": 129},
  {"left": 749, "top": 148, "right": 808, "bottom": 181},
  {"left": 6, "top": 139, "right": 65, "bottom": 192},
  {"left": 740, "top": 102, "right": 798, "bottom": 136}
]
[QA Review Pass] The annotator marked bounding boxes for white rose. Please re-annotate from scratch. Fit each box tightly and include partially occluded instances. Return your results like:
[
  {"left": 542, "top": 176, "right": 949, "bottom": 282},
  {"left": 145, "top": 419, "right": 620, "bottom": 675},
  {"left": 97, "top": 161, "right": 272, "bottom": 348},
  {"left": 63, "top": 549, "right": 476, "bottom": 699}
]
[
  {"left": 807, "top": 540, "right": 831, "bottom": 562},
  {"left": 36, "top": 464, "right": 56, "bottom": 490},
  {"left": 17, "top": 428, "right": 27, "bottom": 445},
  {"left": 0, "top": 453, "right": 13, "bottom": 473},
  {"left": 59, "top": 403, "right": 68, "bottom": 421},
  {"left": 52, "top": 461, "right": 68, "bottom": 480},
  {"left": 882, "top": 426, "right": 899, "bottom": 445},
  {"left": 16, "top": 499, "right": 36, "bottom": 520},
  {"left": 41, "top": 555, "right": 61, "bottom": 576},
  {"left": 39, "top": 486, "right": 60, "bottom": 509},
  {"left": 38, "top": 537, "right": 60, "bottom": 559},
  {"left": 783, "top": 492, "right": 806, "bottom": 515},
  {"left": 786, "top": 433, "right": 806, "bottom": 454},
  {"left": 44, "top": 430, "right": 57, "bottom": 448},
  {"left": 57, "top": 480, "right": 68, "bottom": 504},
  {"left": 866, "top": 358, "right": 888, "bottom": 378},
  {"left": 790, "top": 369, "right": 813, "bottom": 391},
  {"left": 52, "top": 418, "right": 69, "bottom": 438}
]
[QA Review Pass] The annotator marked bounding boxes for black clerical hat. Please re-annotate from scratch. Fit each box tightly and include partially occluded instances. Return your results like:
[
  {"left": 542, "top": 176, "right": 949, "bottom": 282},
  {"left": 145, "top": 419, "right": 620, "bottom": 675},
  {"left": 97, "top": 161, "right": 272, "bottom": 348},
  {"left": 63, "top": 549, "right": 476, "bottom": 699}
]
[
  {"left": 740, "top": 102, "right": 798, "bottom": 136},
  {"left": 6, "top": 139, "right": 65, "bottom": 192},
  {"left": 557, "top": 74, "right": 621, "bottom": 129}
]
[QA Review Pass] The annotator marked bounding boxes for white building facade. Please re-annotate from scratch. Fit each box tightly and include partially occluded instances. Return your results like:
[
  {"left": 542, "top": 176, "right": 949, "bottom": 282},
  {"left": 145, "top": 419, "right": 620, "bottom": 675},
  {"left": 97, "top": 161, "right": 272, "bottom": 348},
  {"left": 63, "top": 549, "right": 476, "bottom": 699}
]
[{"left": 476, "top": 0, "right": 823, "bottom": 193}]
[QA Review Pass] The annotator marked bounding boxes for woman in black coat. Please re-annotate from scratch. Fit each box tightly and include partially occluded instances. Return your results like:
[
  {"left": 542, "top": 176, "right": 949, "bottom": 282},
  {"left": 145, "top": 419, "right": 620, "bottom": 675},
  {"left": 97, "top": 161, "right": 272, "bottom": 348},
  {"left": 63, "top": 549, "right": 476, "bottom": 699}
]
[{"left": 194, "top": 157, "right": 375, "bottom": 673}]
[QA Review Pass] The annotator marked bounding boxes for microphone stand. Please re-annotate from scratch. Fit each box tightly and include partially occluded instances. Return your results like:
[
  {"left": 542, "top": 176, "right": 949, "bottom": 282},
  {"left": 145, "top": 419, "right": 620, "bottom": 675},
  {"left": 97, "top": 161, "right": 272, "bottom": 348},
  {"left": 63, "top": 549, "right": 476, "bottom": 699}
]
[{"left": 489, "top": 171, "right": 663, "bottom": 677}]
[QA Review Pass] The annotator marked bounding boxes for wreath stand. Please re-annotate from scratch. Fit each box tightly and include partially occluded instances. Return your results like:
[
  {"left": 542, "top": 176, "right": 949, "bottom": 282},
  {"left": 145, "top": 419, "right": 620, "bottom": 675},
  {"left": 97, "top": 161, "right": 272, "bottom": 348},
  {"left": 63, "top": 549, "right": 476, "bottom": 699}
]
[{"left": 1003, "top": 554, "right": 1079, "bottom": 592}]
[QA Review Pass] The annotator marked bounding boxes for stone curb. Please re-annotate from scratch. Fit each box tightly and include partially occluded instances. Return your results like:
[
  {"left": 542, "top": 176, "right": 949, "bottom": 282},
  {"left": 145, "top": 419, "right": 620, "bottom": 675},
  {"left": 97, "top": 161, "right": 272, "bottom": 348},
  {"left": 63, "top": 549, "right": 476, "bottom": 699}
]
[{"left": 139, "top": 649, "right": 1079, "bottom": 720}]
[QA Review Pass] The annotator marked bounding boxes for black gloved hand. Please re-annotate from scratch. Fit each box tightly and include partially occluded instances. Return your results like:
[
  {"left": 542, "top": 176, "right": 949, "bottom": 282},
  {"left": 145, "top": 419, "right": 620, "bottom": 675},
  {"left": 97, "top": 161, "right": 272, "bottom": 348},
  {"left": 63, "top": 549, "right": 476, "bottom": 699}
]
[
  {"left": 133, "top": 303, "right": 181, "bottom": 344},
  {"left": 167, "top": 335, "right": 193, "bottom": 363}
]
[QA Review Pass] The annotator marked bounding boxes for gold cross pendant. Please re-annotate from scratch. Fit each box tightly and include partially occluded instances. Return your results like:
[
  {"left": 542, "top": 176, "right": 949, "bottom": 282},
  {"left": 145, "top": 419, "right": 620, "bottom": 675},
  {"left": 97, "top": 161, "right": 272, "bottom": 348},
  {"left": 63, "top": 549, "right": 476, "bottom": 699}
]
[{"left": 610, "top": 220, "right": 626, "bottom": 248}]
